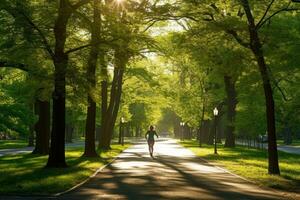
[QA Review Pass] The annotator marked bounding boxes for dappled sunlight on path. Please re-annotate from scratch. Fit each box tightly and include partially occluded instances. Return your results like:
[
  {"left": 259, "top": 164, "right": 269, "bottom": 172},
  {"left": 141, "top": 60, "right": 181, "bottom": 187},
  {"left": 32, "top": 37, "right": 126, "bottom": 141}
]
[{"left": 60, "top": 138, "right": 289, "bottom": 200}]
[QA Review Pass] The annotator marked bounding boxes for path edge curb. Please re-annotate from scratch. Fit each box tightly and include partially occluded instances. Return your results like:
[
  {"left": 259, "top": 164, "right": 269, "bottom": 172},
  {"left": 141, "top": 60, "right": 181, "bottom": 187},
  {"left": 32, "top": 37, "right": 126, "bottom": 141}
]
[
  {"left": 177, "top": 140, "right": 300, "bottom": 200},
  {"left": 53, "top": 145, "right": 131, "bottom": 197}
]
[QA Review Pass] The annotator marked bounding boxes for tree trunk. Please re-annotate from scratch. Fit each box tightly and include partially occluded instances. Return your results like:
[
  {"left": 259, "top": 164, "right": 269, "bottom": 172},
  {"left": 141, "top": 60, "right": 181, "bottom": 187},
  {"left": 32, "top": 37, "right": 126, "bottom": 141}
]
[
  {"left": 135, "top": 125, "right": 139, "bottom": 137},
  {"left": 241, "top": 0, "right": 280, "bottom": 174},
  {"left": 224, "top": 75, "right": 237, "bottom": 147},
  {"left": 99, "top": 50, "right": 108, "bottom": 144},
  {"left": 46, "top": 1, "right": 71, "bottom": 168},
  {"left": 173, "top": 117, "right": 181, "bottom": 138},
  {"left": 283, "top": 125, "right": 292, "bottom": 145},
  {"left": 65, "top": 124, "right": 73, "bottom": 143},
  {"left": 202, "top": 120, "right": 211, "bottom": 144},
  {"left": 199, "top": 100, "right": 205, "bottom": 146},
  {"left": 84, "top": 97, "right": 98, "bottom": 156},
  {"left": 106, "top": 67, "right": 125, "bottom": 147},
  {"left": 28, "top": 124, "right": 35, "bottom": 147},
  {"left": 83, "top": 0, "right": 101, "bottom": 157},
  {"left": 28, "top": 102, "right": 35, "bottom": 146},
  {"left": 98, "top": 52, "right": 126, "bottom": 149},
  {"left": 118, "top": 122, "right": 122, "bottom": 144},
  {"left": 33, "top": 100, "right": 50, "bottom": 154},
  {"left": 207, "top": 121, "right": 214, "bottom": 145},
  {"left": 98, "top": 67, "right": 119, "bottom": 149}
]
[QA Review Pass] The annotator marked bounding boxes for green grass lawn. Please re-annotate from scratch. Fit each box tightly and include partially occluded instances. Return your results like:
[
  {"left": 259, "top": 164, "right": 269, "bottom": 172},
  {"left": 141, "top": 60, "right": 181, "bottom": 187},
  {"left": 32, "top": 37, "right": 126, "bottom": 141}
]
[
  {"left": 180, "top": 140, "right": 300, "bottom": 192},
  {"left": 0, "top": 144, "right": 130, "bottom": 195},
  {"left": 0, "top": 140, "right": 28, "bottom": 149}
]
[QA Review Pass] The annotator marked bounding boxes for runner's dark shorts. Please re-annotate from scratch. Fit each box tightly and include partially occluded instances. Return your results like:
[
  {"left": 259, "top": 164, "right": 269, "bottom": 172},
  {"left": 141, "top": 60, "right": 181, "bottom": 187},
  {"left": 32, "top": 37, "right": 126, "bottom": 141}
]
[{"left": 147, "top": 139, "right": 154, "bottom": 146}]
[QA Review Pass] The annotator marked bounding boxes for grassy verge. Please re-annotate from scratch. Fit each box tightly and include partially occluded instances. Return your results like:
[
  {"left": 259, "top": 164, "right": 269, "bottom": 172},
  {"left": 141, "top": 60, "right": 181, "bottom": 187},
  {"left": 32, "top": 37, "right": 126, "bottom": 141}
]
[
  {"left": 0, "top": 140, "right": 28, "bottom": 149},
  {"left": 180, "top": 140, "right": 300, "bottom": 192},
  {"left": 0, "top": 143, "right": 130, "bottom": 195},
  {"left": 277, "top": 139, "right": 300, "bottom": 147}
]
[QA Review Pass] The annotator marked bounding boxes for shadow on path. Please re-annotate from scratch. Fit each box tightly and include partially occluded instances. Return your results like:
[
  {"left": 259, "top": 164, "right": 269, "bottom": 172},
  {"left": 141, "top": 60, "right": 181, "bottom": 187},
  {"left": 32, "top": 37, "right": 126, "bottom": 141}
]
[{"left": 60, "top": 139, "right": 289, "bottom": 200}]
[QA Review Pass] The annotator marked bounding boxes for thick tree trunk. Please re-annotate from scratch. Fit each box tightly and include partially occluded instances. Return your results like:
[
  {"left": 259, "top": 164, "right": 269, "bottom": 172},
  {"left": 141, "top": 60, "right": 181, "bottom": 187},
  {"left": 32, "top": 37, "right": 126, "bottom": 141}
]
[
  {"left": 224, "top": 75, "right": 237, "bottom": 147},
  {"left": 98, "top": 68, "right": 119, "bottom": 149},
  {"left": 33, "top": 100, "right": 50, "bottom": 154},
  {"left": 46, "top": 1, "right": 71, "bottom": 168},
  {"left": 241, "top": 0, "right": 280, "bottom": 174},
  {"left": 101, "top": 68, "right": 125, "bottom": 149},
  {"left": 99, "top": 51, "right": 126, "bottom": 149},
  {"left": 84, "top": 97, "right": 98, "bottom": 156},
  {"left": 99, "top": 54, "right": 108, "bottom": 146},
  {"left": 47, "top": 57, "right": 68, "bottom": 167},
  {"left": 83, "top": 0, "right": 101, "bottom": 157}
]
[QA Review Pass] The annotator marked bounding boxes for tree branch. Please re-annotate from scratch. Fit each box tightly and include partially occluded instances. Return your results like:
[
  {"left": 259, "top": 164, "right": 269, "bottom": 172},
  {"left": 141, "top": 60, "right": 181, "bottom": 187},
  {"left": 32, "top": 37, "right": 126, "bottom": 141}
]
[
  {"left": 225, "top": 29, "right": 250, "bottom": 48},
  {"left": 267, "top": 66, "right": 291, "bottom": 101},
  {"left": 73, "top": 10, "right": 93, "bottom": 30},
  {"left": 16, "top": 9, "right": 55, "bottom": 59},
  {"left": 256, "top": 2, "right": 300, "bottom": 30},
  {"left": 65, "top": 43, "right": 92, "bottom": 54},
  {"left": 71, "top": 0, "right": 93, "bottom": 10},
  {"left": 1, "top": 4, "right": 55, "bottom": 59},
  {"left": 65, "top": 38, "right": 119, "bottom": 54},
  {"left": 256, "top": 0, "right": 276, "bottom": 29},
  {"left": 0, "top": 60, "right": 28, "bottom": 71}
]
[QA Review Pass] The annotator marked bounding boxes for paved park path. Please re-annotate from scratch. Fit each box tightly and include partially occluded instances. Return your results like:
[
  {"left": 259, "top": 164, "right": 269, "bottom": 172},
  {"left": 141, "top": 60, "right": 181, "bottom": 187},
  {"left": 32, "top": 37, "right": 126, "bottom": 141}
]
[
  {"left": 59, "top": 138, "right": 294, "bottom": 200},
  {"left": 1, "top": 139, "right": 299, "bottom": 157},
  {"left": 0, "top": 142, "right": 84, "bottom": 157},
  {"left": 236, "top": 140, "right": 300, "bottom": 155}
]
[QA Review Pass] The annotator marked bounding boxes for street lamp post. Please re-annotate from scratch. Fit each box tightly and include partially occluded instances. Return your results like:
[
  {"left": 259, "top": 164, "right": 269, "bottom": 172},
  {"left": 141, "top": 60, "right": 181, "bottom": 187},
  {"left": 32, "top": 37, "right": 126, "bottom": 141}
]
[
  {"left": 213, "top": 107, "right": 219, "bottom": 154},
  {"left": 199, "top": 121, "right": 202, "bottom": 147},
  {"left": 119, "top": 117, "right": 125, "bottom": 146},
  {"left": 180, "top": 122, "right": 185, "bottom": 140}
]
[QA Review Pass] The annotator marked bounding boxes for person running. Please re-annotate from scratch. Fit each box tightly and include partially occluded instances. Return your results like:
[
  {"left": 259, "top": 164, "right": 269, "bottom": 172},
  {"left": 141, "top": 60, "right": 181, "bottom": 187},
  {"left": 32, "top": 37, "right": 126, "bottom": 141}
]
[{"left": 145, "top": 125, "right": 159, "bottom": 157}]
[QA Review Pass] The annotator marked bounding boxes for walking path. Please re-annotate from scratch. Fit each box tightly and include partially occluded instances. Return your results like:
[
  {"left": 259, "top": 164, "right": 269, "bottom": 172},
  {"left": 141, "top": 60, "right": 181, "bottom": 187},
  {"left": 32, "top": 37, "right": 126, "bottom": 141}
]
[
  {"left": 278, "top": 145, "right": 300, "bottom": 155},
  {"left": 236, "top": 140, "right": 300, "bottom": 155},
  {"left": 0, "top": 142, "right": 84, "bottom": 157},
  {"left": 2, "top": 139, "right": 299, "bottom": 157},
  {"left": 59, "top": 139, "right": 294, "bottom": 200}
]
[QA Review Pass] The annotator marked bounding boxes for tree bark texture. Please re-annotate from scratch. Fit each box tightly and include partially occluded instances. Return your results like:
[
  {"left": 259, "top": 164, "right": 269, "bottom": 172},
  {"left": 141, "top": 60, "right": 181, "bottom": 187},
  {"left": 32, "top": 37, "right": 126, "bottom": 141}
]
[
  {"left": 224, "top": 75, "right": 237, "bottom": 147},
  {"left": 100, "top": 53, "right": 108, "bottom": 144},
  {"left": 98, "top": 50, "right": 127, "bottom": 149},
  {"left": 240, "top": 0, "right": 280, "bottom": 174},
  {"left": 47, "top": 0, "right": 71, "bottom": 167},
  {"left": 33, "top": 100, "right": 50, "bottom": 154},
  {"left": 83, "top": 0, "right": 101, "bottom": 157}
]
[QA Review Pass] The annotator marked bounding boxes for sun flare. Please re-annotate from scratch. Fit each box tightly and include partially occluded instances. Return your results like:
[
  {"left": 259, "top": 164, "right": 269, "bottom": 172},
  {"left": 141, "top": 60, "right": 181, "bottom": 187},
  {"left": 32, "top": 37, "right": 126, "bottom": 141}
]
[{"left": 115, "top": 0, "right": 124, "bottom": 5}]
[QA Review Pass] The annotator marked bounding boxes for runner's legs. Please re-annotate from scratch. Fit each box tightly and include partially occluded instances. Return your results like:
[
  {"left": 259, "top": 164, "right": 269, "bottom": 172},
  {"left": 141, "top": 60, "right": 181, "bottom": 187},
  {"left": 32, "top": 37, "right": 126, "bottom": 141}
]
[{"left": 147, "top": 139, "right": 155, "bottom": 155}]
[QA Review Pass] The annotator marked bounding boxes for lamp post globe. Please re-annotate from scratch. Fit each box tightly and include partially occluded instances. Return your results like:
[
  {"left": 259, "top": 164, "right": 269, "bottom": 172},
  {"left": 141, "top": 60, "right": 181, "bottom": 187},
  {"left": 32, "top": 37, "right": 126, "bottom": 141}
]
[
  {"left": 213, "top": 107, "right": 218, "bottom": 116},
  {"left": 120, "top": 117, "right": 125, "bottom": 146},
  {"left": 180, "top": 122, "right": 185, "bottom": 140}
]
